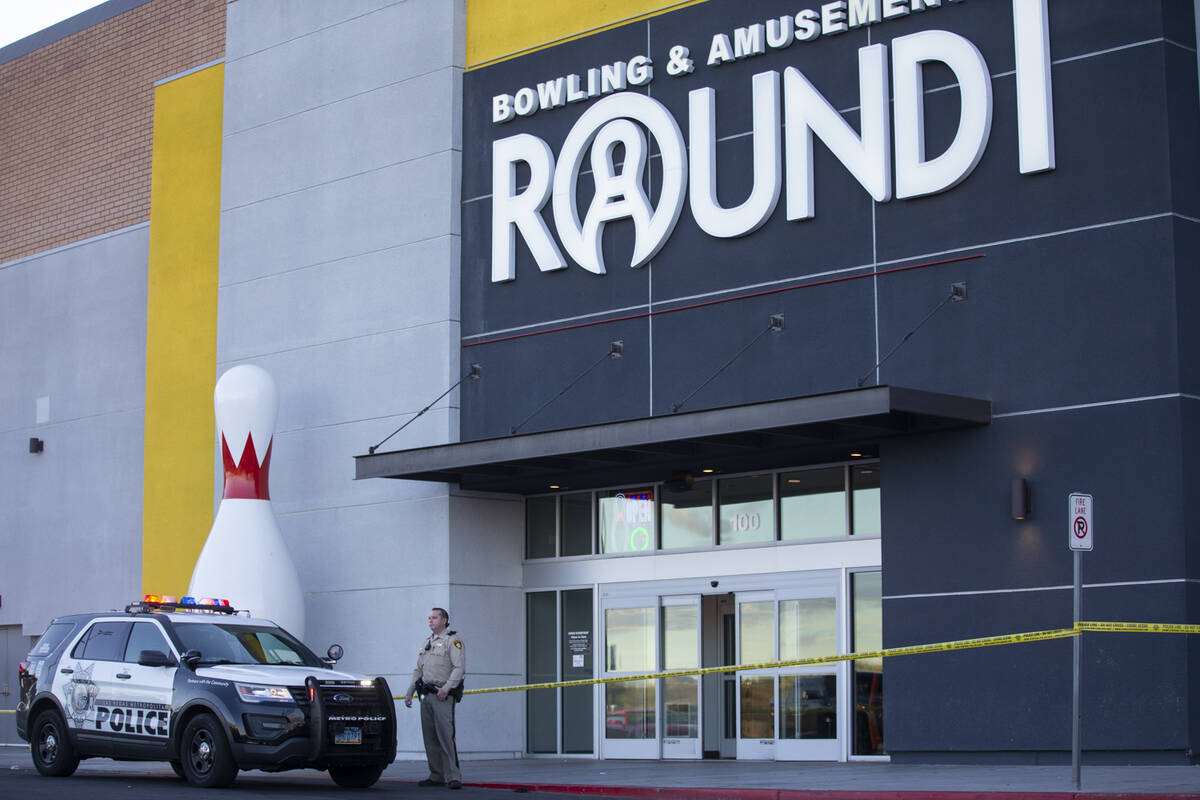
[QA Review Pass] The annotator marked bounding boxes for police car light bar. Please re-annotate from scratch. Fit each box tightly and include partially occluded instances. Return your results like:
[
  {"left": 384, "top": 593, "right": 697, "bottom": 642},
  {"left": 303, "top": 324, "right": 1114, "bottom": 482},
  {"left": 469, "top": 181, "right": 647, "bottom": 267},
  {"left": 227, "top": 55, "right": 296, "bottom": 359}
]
[{"left": 126, "top": 595, "right": 240, "bottom": 615}]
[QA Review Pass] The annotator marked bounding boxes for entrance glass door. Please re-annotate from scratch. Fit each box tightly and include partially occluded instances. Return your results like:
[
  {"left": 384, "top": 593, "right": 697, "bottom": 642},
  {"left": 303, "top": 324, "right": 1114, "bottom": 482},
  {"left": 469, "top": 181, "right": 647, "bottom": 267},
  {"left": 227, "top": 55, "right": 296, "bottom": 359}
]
[
  {"left": 602, "top": 598, "right": 657, "bottom": 758},
  {"left": 661, "top": 596, "right": 700, "bottom": 758},
  {"left": 735, "top": 591, "right": 776, "bottom": 760},
  {"left": 776, "top": 591, "right": 840, "bottom": 760}
]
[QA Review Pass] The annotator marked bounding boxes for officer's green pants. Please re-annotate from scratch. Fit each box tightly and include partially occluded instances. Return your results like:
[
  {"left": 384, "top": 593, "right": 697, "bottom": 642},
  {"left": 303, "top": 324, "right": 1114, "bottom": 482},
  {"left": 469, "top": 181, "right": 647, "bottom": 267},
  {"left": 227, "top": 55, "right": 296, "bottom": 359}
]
[{"left": 420, "top": 694, "right": 460, "bottom": 784}]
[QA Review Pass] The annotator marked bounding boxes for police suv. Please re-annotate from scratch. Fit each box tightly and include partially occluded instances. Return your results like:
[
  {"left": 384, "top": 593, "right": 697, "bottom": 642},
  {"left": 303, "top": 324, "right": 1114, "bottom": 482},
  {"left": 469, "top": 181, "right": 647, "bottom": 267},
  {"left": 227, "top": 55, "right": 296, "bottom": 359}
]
[{"left": 16, "top": 597, "right": 397, "bottom": 788}]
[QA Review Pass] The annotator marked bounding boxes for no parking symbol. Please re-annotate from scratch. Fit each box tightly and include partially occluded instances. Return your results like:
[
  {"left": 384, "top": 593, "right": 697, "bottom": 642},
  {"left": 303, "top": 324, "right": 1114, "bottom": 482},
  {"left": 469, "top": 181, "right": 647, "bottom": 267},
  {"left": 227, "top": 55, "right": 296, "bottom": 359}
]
[{"left": 1069, "top": 493, "right": 1093, "bottom": 551}]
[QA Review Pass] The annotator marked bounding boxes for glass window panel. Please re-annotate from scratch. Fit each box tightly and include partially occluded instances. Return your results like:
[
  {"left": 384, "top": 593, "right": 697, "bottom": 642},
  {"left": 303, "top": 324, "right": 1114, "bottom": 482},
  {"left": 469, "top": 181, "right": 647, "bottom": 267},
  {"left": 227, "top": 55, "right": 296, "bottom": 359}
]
[
  {"left": 662, "top": 604, "right": 698, "bottom": 670},
  {"left": 605, "top": 607, "right": 654, "bottom": 672},
  {"left": 80, "top": 621, "right": 131, "bottom": 662},
  {"left": 561, "top": 589, "right": 594, "bottom": 754},
  {"left": 852, "top": 465, "right": 881, "bottom": 537},
  {"left": 526, "top": 592, "right": 557, "bottom": 753},
  {"left": 781, "top": 674, "right": 837, "bottom": 739},
  {"left": 124, "top": 622, "right": 170, "bottom": 663},
  {"left": 739, "top": 675, "right": 775, "bottom": 739},
  {"left": 780, "top": 467, "right": 846, "bottom": 541},
  {"left": 605, "top": 680, "right": 655, "bottom": 739},
  {"left": 852, "top": 571, "right": 884, "bottom": 755},
  {"left": 661, "top": 479, "right": 712, "bottom": 550},
  {"left": 663, "top": 675, "right": 699, "bottom": 739},
  {"left": 779, "top": 598, "right": 836, "bottom": 661},
  {"left": 526, "top": 496, "right": 556, "bottom": 559},
  {"left": 718, "top": 474, "right": 774, "bottom": 545},
  {"left": 560, "top": 492, "right": 592, "bottom": 556},
  {"left": 31, "top": 622, "right": 75, "bottom": 657},
  {"left": 739, "top": 601, "right": 774, "bottom": 665},
  {"left": 598, "top": 488, "right": 655, "bottom": 554}
]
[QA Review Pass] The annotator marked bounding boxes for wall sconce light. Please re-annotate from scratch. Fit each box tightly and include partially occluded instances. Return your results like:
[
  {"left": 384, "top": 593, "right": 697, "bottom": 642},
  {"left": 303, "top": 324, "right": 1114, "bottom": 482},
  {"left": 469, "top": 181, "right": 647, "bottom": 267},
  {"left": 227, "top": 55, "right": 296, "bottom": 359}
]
[
  {"left": 1011, "top": 478, "right": 1031, "bottom": 520},
  {"left": 29, "top": 437, "right": 44, "bottom": 454}
]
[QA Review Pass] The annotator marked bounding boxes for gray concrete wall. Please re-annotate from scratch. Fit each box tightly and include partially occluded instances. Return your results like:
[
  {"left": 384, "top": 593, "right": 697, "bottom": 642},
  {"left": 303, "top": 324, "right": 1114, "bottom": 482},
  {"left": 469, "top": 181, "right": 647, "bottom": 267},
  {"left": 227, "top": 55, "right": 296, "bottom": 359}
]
[
  {"left": 218, "top": 0, "right": 523, "bottom": 759},
  {"left": 0, "top": 225, "right": 149, "bottom": 639}
]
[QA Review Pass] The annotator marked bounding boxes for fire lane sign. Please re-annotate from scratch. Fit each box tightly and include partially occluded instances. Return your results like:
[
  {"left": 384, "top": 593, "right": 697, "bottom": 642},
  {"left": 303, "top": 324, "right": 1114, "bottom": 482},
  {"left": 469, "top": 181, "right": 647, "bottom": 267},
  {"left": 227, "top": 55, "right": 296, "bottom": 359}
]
[{"left": 1069, "top": 493, "right": 1093, "bottom": 551}]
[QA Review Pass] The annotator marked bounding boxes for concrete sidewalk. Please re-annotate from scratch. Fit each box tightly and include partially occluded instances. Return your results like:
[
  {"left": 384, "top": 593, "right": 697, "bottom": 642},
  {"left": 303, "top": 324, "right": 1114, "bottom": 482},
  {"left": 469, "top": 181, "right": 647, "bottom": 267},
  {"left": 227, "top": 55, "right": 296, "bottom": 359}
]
[
  {"left": 4, "top": 746, "right": 1200, "bottom": 797},
  {"left": 388, "top": 757, "right": 1200, "bottom": 798}
]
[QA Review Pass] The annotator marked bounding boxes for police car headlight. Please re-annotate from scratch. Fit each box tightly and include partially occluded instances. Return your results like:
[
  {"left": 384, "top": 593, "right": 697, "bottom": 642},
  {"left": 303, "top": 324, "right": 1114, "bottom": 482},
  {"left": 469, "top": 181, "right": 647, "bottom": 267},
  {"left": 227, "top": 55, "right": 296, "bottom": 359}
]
[{"left": 235, "top": 683, "right": 294, "bottom": 703}]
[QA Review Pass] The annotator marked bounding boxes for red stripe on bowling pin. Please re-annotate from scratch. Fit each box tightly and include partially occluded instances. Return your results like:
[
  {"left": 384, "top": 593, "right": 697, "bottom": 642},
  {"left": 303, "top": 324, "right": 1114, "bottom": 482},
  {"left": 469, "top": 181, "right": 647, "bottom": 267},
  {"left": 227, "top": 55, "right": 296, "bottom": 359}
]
[{"left": 221, "top": 433, "right": 272, "bottom": 500}]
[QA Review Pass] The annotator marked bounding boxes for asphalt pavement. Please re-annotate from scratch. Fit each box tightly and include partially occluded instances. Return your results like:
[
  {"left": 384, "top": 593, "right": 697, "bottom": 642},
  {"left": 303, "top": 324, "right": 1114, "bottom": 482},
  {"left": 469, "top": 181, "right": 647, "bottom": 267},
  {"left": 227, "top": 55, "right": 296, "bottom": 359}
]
[{"left": 3, "top": 745, "right": 1200, "bottom": 798}]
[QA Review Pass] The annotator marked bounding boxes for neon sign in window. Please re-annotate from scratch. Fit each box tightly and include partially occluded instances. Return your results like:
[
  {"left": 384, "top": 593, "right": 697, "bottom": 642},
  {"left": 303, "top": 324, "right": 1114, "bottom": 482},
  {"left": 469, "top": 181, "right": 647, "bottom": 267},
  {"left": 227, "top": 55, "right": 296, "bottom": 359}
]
[{"left": 598, "top": 488, "right": 655, "bottom": 553}]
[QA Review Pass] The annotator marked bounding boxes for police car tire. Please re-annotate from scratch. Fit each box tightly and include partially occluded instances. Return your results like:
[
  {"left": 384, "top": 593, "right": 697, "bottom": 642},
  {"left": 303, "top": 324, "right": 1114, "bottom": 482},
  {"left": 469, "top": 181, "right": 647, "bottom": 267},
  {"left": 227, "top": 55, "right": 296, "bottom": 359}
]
[
  {"left": 169, "top": 760, "right": 186, "bottom": 779},
  {"left": 179, "top": 713, "right": 237, "bottom": 788},
  {"left": 31, "top": 709, "right": 80, "bottom": 778},
  {"left": 328, "top": 764, "right": 385, "bottom": 788}
]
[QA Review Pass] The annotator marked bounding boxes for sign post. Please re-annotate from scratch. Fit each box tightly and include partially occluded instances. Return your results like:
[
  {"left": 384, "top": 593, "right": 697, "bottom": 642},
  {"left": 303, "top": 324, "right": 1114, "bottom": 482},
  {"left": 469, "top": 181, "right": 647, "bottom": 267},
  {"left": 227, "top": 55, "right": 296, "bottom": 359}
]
[{"left": 1069, "top": 492, "right": 1093, "bottom": 790}]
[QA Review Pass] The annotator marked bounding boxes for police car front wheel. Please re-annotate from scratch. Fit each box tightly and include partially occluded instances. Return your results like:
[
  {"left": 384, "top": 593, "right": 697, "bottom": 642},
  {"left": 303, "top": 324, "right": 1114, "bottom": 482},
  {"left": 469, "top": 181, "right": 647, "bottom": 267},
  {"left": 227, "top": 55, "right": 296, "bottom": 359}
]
[
  {"left": 329, "top": 764, "right": 385, "bottom": 788},
  {"left": 180, "top": 713, "right": 237, "bottom": 788},
  {"left": 31, "top": 709, "right": 80, "bottom": 778}
]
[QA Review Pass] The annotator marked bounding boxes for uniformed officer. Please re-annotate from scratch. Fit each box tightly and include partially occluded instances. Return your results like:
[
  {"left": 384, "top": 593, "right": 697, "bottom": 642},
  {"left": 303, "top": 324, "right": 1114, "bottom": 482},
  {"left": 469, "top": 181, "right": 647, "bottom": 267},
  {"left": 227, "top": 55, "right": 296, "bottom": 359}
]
[{"left": 404, "top": 607, "right": 465, "bottom": 789}]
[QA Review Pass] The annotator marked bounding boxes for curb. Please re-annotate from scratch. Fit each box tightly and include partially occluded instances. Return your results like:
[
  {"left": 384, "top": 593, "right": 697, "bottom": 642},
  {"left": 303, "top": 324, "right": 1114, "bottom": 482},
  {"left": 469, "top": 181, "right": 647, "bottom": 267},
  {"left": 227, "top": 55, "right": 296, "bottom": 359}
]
[{"left": 467, "top": 785, "right": 1200, "bottom": 800}]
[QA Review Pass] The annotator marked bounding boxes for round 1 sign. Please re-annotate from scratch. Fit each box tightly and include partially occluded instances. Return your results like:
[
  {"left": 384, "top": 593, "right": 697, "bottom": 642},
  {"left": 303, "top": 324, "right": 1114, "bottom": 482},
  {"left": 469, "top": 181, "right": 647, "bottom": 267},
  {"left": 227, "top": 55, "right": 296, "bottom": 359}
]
[{"left": 1069, "top": 493, "right": 1093, "bottom": 551}]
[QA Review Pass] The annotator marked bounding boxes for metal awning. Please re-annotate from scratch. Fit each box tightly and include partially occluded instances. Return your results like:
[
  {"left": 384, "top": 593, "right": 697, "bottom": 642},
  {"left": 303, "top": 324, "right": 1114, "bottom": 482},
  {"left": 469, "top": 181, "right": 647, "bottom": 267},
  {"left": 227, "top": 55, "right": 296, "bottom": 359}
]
[{"left": 354, "top": 385, "right": 991, "bottom": 495}]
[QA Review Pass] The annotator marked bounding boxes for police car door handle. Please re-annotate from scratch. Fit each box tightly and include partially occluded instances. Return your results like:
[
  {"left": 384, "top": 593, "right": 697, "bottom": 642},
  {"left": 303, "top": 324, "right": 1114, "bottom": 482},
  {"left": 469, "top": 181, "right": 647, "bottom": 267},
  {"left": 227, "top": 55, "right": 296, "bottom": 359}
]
[
  {"left": 116, "top": 673, "right": 132, "bottom": 680},
  {"left": 59, "top": 668, "right": 73, "bottom": 675}
]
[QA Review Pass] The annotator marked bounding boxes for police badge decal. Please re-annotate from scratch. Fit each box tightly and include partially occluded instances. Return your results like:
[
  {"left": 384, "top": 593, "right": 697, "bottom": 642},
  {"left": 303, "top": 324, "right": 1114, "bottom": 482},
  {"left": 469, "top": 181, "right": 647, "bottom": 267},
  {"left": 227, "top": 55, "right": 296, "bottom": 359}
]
[{"left": 63, "top": 661, "right": 98, "bottom": 726}]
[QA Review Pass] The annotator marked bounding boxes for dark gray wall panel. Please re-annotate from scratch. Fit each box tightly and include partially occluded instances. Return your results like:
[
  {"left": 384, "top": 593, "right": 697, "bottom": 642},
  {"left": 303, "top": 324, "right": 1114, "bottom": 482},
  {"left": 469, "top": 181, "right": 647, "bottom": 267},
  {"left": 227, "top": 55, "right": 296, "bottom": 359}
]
[
  {"left": 885, "top": 582, "right": 1189, "bottom": 755},
  {"left": 1176, "top": 220, "right": 1200, "bottom": 396},
  {"left": 875, "top": 219, "right": 1180, "bottom": 414},
  {"left": 461, "top": 318, "right": 651, "bottom": 441},
  {"left": 882, "top": 401, "right": 1186, "bottom": 597},
  {"left": 649, "top": 274, "right": 876, "bottom": 415}
]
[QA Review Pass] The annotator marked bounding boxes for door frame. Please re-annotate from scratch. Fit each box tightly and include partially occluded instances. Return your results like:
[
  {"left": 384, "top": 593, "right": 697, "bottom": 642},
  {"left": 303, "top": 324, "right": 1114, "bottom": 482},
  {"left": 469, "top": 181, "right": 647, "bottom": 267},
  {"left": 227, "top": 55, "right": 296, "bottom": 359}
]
[
  {"left": 733, "top": 590, "right": 776, "bottom": 760},
  {"left": 776, "top": 574, "right": 843, "bottom": 761},
  {"left": 660, "top": 594, "right": 701, "bottom": 759},
  {"left": 599, "top": 594, "right": 659, "bottom": 759}
]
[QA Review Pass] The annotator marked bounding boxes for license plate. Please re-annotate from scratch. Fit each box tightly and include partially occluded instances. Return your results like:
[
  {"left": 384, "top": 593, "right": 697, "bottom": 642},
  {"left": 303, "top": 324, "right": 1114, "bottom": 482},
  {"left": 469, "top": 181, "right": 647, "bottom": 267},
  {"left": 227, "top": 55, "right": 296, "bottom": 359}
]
[{"left": 334, "top": 726, "right": 361, "bottom": 745}]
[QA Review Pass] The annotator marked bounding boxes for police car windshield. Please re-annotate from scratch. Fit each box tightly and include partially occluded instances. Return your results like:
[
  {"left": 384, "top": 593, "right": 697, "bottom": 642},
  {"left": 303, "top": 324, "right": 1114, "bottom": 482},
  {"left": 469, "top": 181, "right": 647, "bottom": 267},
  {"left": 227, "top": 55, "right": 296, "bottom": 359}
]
[{"left": 174, "top": 623, "right": 326, "bottom": 668}]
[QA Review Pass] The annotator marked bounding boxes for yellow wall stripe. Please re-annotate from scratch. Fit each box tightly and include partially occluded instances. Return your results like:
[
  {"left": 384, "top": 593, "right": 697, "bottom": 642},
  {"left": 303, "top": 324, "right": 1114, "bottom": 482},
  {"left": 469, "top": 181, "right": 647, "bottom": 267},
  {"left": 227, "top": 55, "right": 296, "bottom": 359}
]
[
  {"left": 466, "top": 0, "right": 707, "bottom": 70},
  {"left": 143, "top": 62, "right": 224, "bottom": 597}
]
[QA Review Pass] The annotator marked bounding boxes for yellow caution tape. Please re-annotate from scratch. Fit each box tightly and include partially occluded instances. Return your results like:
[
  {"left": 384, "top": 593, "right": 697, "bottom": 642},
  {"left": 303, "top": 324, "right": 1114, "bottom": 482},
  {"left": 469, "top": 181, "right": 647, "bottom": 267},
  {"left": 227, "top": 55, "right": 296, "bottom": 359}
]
[
  {"left": 1076, "top": 621, "right": 1200, "bottom": 634},
  {"left": 0, "top": 710, "right": 13, "bottom": 714},
  {"left": 396, "top": 626, "right": 1083, "bottom": 700},
  {"left": 1, "top": 621, "right": 1192, "bottom": 712}
]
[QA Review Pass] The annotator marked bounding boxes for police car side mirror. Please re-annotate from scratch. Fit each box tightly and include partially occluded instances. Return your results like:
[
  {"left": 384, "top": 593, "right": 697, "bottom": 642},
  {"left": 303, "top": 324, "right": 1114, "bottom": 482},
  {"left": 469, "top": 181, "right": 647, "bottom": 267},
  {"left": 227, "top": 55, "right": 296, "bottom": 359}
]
[
  {"left": 181, "top": 649, "right": 202, "bottom": 670},
  {"left": 137, "top": 650, "right": 176, "bottom": 668},
  {"left": 324, "top": 644, "right": 343, "bottom": 665}
]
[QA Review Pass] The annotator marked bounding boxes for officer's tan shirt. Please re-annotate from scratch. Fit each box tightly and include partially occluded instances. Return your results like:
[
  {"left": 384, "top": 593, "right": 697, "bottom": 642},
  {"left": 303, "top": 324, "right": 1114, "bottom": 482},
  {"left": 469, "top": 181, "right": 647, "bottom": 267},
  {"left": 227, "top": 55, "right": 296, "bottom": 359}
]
[{"left": 406, "top": 629, "right": 465, "bottom": 697}]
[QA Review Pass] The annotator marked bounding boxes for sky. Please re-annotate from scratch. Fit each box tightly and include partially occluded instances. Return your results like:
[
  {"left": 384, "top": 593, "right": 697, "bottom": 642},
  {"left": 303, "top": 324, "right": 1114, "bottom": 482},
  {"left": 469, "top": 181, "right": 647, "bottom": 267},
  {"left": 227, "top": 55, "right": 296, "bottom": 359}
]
[{"left": 0, "top": 0, "right": 108, "bottom": 49}]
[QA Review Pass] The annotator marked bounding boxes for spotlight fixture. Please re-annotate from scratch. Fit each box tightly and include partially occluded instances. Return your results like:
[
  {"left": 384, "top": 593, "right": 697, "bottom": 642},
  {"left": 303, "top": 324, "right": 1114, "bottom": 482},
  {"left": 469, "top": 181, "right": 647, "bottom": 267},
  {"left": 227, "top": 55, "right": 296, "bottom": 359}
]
[{"left": 1011, "top": 478, "right": 1031, "bottom": 520}]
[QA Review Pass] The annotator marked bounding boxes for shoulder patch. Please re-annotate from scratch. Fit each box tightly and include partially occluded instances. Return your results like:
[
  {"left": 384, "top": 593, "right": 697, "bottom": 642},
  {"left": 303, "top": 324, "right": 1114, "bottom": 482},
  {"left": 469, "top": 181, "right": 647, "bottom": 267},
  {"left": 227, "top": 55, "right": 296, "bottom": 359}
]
[{"left": 453, "top": 640, "right": 463, "bottom": 650}]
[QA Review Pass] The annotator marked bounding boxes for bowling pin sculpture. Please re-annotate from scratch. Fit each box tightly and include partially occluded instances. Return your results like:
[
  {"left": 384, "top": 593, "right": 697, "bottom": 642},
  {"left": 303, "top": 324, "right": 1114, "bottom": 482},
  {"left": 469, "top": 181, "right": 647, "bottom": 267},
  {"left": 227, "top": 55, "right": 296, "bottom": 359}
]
[{"left": 188, "top": 365, "right": 306, "bottom": 640}]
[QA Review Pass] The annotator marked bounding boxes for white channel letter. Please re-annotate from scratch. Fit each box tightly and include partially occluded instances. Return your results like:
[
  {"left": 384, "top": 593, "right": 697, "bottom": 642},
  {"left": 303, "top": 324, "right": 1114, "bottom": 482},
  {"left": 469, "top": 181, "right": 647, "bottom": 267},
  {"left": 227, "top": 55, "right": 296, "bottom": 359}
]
[
  {"left": 690, "top": 70, "right": 781, "bottom": 238},
  {"left": 892, "top": 29, "right": 993, "bottom": 199},
  {"left": 552, "top": 92, "right": 687, "bottom": 274},
  {"left": 491, "top": 133, "right": 566, "bottom": 283},
  {"left": 784, "top": 44, "right": 891, "bottom": 221},
  {"left": 578, "top": 119, "right": 653, "bottom": 274},
  {"left": 1012, "top": 0, "right": 1055, "bottom": 173}
]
